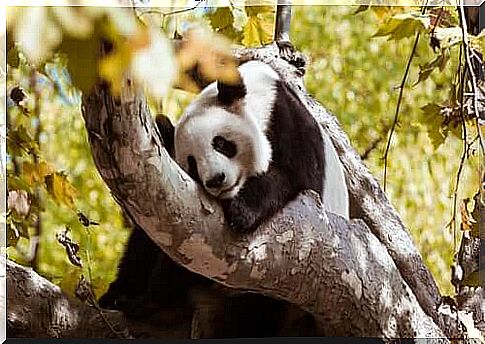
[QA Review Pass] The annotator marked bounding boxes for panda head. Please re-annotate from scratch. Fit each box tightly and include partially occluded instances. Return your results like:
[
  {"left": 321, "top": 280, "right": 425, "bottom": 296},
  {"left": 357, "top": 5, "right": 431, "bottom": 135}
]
[{"left": 174, "top": 61, "right": 278, "bottom": 199}]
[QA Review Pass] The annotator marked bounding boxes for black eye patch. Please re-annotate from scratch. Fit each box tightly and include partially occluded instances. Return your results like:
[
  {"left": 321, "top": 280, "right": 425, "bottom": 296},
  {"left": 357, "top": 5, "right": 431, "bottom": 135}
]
[
  {"left": 212, "top": 136, "right": 237, "bottom": 158},
  {"left": 187, "top": 155, "right": 201, "bottom": 183}
]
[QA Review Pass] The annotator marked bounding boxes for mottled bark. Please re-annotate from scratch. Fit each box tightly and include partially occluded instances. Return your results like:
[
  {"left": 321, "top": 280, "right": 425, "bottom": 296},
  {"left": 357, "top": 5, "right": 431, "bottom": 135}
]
[
  {"left": 76, "top": 44, "right": 455, "bottom": 339},
  {"left": 6, "top": 258, "right": 130, "bottom": 338}
]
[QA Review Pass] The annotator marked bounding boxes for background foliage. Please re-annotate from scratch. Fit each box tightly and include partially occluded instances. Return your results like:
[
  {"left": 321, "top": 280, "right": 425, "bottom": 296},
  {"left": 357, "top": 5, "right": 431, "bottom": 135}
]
[{"left": 6, "top": 4, "right": 481, "bottom": 299}]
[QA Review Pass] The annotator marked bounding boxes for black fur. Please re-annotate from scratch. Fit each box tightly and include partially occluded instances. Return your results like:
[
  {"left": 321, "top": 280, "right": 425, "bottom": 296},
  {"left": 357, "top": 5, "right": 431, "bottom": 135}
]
[
  {"left": 217, "top": 78, "right": 247, "bottom": 105},
  {"left": 99, "top": 71, "right": 326, "bottom": 338},
  {"left": 222, "top": 80, "right": 325, "bottom": 232}
]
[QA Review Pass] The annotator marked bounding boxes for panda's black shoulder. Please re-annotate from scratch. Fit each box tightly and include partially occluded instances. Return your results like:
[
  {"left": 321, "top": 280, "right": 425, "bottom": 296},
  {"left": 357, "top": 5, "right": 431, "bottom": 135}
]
[{"left": 266, "top": 79, "right": 325, "bottom": 192}]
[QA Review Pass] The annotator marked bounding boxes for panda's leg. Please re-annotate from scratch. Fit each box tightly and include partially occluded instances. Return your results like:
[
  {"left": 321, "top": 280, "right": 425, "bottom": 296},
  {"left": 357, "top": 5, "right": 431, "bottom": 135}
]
[
  {"left": 221, "top": 169, "right": 294, "bottom": 233},
  {"left": 98, "top": 225, "right": 163, "bottom": 311}
]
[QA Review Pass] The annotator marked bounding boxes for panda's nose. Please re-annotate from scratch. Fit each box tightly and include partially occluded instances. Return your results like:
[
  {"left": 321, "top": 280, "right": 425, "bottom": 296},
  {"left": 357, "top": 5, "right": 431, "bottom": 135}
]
[{"left": 205, "top": 173, "right": 226, "bottom": 189}]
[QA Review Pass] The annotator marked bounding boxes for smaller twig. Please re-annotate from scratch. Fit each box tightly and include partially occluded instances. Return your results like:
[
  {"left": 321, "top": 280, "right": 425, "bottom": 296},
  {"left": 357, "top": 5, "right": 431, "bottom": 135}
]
[
  {"left": 451, "top": 61, "right": 469, "bottom": 255},
  {"left": 137, "top": 1, "right": 206, "bottom": 23},
  {"left": 383, "top": 33, "right": 421, "bottom": 191},
  {"left": 362, "top": 124, "right": 391, "bottom": 161},
  {"left": 458, "top": 2, "right": 485, "bottom": 154}
]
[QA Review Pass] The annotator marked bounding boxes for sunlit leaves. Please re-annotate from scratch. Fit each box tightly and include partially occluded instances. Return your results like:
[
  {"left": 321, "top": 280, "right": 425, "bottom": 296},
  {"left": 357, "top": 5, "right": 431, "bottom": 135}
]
[
  {"left": 418, "top": 103, "right": 464, "bottom": 149},
  {"left": 7, "top": 125, "right": 38, "bottom": 157},
  {"left": 45, "top": 172, "right": 77, "bottom": 210},
  {"left": 242, "top": 4, "right": 274, "bottom": 47},
  {"left": 419, "top": 103, "right": 449, "bottom": 148},
  {"left": 175, "top": 27, "right": 239, "bottom": 92},
  {"left": 206, "top": 7, "right": 243, "bottom": 43},
  {"left": 9, "top": 7, "right": 62, "bottom": 64},
  {"left": 414, "top": 49, "right": 450, "bottom": 86},
  {"left": 131, "top": 28, "right": 177, "bottom": 99},
  {"left": 374, "top": 11, "right": 430, "bottom": 40},
  {"left": 22, "top": 161, "right": 54, "bottom": 186},
  {"left": 8, "top": 7, "right": 177, "bottom": 98},
  {"left": 8, "top": 190, "right": 31, "bottom": 217}
]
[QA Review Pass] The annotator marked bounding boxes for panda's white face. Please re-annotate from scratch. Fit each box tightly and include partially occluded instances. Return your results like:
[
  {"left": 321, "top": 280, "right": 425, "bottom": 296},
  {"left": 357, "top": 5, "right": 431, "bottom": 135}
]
[
  {"left": 174, "top": 60, "right": 278, "bottom": 199},
  {"left": 175, "top": 106, "right": 265, "bottom": 199}
]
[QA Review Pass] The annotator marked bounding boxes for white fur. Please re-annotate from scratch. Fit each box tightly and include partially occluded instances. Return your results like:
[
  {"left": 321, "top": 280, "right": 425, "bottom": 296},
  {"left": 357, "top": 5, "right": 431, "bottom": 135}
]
[
  {"left": 321, "top": 131, "right": 349, "bottom": 220},
  {"left": 175, "top": 61, "right": 280, "bottom": 198}
]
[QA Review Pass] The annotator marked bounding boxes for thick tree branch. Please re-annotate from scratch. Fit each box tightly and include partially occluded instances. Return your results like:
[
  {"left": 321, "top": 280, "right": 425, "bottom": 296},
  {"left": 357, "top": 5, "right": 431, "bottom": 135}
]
[
  {"left": 6, "top": 258, "right": 130, "bottom": 338},
  {"left": 232, "top": 44, "right": 444, "bottom": 328},
  {"left": 79, "top": 45, "right": 456, "bottom": 338}
]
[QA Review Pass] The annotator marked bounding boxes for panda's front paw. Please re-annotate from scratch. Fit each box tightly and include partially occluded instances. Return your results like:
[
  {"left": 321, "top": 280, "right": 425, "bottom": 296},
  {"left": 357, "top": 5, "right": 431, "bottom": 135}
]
[{"left": 222, "top": 200, "right": 259, "bottom": 233}]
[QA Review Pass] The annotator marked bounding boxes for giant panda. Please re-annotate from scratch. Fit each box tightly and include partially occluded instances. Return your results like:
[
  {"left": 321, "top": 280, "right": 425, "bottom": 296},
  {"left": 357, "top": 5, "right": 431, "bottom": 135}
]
[{"left": 99, "top": 60, "right": 349, "bottom": 338}]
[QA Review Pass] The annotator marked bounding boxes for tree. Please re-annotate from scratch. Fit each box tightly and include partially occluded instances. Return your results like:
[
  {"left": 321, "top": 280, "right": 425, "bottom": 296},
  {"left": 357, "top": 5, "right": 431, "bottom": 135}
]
[{"left": 5, "top": 4, "right": 483, "bottom": 340}]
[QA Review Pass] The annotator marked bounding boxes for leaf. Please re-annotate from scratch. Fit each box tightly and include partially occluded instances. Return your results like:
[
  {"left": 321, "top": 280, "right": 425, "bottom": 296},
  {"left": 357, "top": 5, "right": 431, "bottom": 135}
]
[
  {"left": 413, "top": 50, "right": 450, "bottom": 86},
  {"left": 45, "top": 172, "right": 77, "bottom": 209},
  {"left": 57, "top": 31, "right": 101, "bottom": 95},
  {"left": 174, "top": 27, "right": 239, "bottom": 92},
  {"left": 130, "top": 27, "right": 177, "bottom": 99},
  {"left": 207, "top": 7, "right": 235, "bottom": 31},
  {"left": 7, "top": 190, "right": 30, "bottom": 216},
  {"left": 99, "top": 43, "right": 133, "bottom": 95},
  {"left": 432, "top": 27, "right": 462, "bottom": 50},
  {"left": 242, "top": 13, "right": 274, "bottom": 47},
  {"left": 7, "top": 125, "right": 38, "bottom": 157},
  {"left": 206, "top": 7, "right": 243, "bottom": 43},
  {"left": 22, "top": 161, "right": 55, "bottom": 186},
  {"left": 14, "top": 7, "right": 62, "bottom": 64},
  {"left": 7, "top": 176, "right": 32, "bottom": 193},
  {"left": 373, "top": 12, "right": 430, "bottom": 41},
  {"left": 244, "top": 0, "right": 275, "bottom": 17},
  {"left": 418, "top": 103, "right": 448, "bottom": 149},
  {"left": 49, "top": 7, "right": 93, "bottom": 39},
  {"left": 354, "top": 5, "right": 370, "bottom": 15}
]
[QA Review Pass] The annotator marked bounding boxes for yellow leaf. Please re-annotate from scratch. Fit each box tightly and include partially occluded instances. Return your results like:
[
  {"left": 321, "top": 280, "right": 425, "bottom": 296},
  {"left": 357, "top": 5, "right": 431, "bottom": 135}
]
[
  {"left": 242, "top": 16, "right": 261, "bottom": 47},
  {"left": 23, "top": 161, "right": 55, "bottom": 186},
  {"left": 45, "top": 172, "right": 77, "bottom": 209}
]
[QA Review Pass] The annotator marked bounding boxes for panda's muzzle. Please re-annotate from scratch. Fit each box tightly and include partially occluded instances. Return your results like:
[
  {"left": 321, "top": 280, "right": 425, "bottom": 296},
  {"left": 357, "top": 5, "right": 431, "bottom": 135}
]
[{"left": 205, "top": 173, "right": 226, "bottom": 190}]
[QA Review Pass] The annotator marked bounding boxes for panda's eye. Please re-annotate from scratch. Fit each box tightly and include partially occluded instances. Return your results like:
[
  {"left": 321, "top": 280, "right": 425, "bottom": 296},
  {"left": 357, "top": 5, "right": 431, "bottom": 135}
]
[{"left": 212, "top": 136, "right": 237, "bottom": 158}]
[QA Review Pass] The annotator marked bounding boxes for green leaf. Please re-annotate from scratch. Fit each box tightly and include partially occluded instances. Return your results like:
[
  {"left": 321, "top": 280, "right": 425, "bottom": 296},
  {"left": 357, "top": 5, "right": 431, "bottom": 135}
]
[
  {"left": 6, "top": 223, "right": 20, "bottom": 247},
  {"left": 418, "top": 103, "right": 447, "bottom": 149},
  {"left": 7, "top": 176, "right": 32, "bottom": 193},
  {"left": 374, "top": 12, "right": 430, "bottom": 41},
  {"left": 7, "top": 125, "right": 38, "bottom": 157},
  {"left": 57, "top": 17, "right": 104, "bottom": 94},
  {"left": 207, "top": 7, "right": 235, "bottom": 31},
  {"left": 57, "top": 34, "right": 100, "bottom": 95},
  {"left": 414, "top": 50, "right": 450, "bottom": 86}
]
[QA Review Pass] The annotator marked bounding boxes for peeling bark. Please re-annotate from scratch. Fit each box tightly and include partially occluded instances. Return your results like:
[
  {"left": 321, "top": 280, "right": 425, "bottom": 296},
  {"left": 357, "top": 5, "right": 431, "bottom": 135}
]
[{"left": 76, "top": 44, "right": 459, "bottom": 339}]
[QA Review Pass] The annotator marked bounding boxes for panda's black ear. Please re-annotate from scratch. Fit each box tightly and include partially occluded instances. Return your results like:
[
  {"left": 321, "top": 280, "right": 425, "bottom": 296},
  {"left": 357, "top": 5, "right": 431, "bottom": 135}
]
[{"left": 217, "top": 78, "right": 246, "bottom": 106}]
